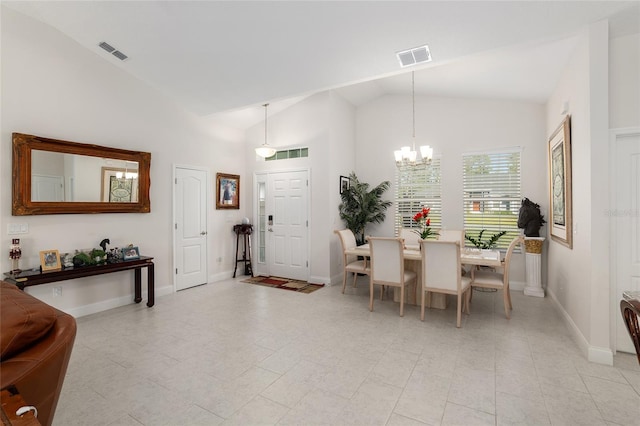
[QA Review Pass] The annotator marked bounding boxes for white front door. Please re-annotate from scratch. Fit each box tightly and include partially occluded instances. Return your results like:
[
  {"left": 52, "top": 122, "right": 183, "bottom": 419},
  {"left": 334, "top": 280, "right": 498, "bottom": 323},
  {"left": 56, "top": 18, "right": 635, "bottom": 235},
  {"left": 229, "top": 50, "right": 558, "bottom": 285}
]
[
  {"left": 174, "top": 166, "right": 208, "bottom": 291},
  {"left": 613, "top": 131, "right": 640, "bottom": 353},
  {"left": 266, "top": 170, "right": 309, "bottom": 281}
]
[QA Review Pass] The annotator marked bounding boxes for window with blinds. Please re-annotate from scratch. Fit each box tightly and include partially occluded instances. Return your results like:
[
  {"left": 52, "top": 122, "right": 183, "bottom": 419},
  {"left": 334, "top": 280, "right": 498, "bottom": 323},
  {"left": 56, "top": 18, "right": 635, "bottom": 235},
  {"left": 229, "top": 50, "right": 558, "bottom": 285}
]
[
  {"left": 394, "top": 158, "right": 442, "bottom": 235},
  {"left": 462, "top": 149, "right": 521, "bottom": 250}
]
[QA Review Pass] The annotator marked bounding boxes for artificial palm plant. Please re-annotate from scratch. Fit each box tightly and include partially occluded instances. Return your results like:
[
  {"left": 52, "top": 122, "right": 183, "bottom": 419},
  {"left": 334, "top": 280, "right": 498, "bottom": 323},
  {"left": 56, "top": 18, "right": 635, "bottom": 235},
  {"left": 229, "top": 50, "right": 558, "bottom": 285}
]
[{"left": 338, "top": 172, "right": 392, "bottom": 245}]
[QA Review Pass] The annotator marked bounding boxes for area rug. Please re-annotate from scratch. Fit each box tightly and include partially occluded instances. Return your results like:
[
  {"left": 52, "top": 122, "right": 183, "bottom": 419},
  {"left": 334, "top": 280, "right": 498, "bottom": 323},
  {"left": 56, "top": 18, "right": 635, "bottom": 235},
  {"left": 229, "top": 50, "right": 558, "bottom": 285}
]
[{"left": 241, "top": 276, "right": 324, "bottom": 294}]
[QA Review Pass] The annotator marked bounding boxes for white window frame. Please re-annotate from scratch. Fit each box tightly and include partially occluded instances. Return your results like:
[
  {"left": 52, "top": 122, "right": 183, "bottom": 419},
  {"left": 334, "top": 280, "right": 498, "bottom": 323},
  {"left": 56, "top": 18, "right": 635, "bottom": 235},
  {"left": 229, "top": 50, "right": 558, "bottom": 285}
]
[
  {"left": 462, "top": 148, "right": 522, "bottom": 250},
  {"left": 394, "top": 157, "right": 442, "bottom": 236}
]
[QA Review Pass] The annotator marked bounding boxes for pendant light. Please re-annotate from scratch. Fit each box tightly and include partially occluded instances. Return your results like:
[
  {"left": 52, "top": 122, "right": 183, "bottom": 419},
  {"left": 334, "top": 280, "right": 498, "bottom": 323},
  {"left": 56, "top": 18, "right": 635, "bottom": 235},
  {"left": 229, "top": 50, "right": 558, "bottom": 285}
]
[
  {"left": 394, "top": 71, "right": 433, "bottom": 167},
  {"left": 255, "top": 103, "right": 277, "bottom": 158}
]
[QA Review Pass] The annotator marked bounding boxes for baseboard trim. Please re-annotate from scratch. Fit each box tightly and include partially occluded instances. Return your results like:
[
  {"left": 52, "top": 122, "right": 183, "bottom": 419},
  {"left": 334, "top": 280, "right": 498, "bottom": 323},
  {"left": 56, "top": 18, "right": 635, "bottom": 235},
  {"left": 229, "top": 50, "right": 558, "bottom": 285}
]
[
  {"left": 68, "top": 284, "right": 173, "bottom": 318},
  {"left": 309, "top": 275, "right": 331, "bottom": 286},
  {"left": 547, "top": 288, "right": 613, "bottom": 365}
]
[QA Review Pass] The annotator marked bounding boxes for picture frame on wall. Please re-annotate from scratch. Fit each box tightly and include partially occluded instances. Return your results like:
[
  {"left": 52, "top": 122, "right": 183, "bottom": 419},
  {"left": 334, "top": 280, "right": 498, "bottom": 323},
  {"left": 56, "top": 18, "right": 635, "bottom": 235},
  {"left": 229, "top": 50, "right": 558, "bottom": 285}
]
[
  {"left": 101, "top": 167, "right": 139, "bottom": 203},
  {"left": 340, "top": 175, "right": 350, "bottom": 194},
  {"left": 40, "top": 249, "right": 61, "bottom": 271},
  {"left": 216, "top": 173, "right": 240, "bottom": 209},
  {"left": 548, "top": 115, "right": 572, "bottom": 249}
]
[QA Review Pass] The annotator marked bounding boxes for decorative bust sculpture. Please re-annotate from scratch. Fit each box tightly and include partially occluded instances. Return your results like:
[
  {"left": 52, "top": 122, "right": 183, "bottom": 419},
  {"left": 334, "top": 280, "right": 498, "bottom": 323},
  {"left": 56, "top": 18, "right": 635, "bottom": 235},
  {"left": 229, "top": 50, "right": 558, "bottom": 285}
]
[{"left": 517, "top": 198, "right": 546, "bottom": 237}]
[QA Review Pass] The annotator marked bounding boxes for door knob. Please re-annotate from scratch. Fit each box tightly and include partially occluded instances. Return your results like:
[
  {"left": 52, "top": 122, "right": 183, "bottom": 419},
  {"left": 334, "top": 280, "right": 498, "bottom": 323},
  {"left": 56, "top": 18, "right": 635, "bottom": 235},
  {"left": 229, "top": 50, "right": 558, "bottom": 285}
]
[
  {"left": 268, "top": 228, "right": 273, "bottom": 232},
  {"left": 200, "top": 231, "right": 207, "bottom": 235}
]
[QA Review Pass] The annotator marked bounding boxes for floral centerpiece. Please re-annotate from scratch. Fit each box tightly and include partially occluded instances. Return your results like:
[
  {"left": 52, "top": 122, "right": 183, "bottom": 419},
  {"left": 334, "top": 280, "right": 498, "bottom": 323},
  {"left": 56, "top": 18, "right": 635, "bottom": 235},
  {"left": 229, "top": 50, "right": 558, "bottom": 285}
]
[{"left": 412, "top": 207, "right": 437, "bottom": 239}]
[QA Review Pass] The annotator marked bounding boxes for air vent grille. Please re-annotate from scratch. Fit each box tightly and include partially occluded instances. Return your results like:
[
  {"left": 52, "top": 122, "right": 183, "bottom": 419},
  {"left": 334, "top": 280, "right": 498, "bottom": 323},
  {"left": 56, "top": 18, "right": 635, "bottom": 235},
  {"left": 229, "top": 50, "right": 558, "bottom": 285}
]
[
  {"left": 396, "top": 45, "right": 432, "bottom": 68},
  {"left": 112, "top": 51, "right": 128, "bottom": 61},
  {"left": 98, "top": 41, "right": 129, "bottom": 61},
  {"left": 99, "top": 42, "right": 115, "bottom": 53}
]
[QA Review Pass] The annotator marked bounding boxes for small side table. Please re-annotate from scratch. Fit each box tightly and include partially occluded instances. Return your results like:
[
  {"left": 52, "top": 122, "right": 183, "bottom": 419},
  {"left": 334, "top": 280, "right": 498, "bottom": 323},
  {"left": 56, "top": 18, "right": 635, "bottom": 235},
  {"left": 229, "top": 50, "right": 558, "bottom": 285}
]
[
  {"left": 524, "top": 237, "right": 545, "bottom": 297},
  {"left": 233, "top": 224, "right": 253, "bottom": 278}
]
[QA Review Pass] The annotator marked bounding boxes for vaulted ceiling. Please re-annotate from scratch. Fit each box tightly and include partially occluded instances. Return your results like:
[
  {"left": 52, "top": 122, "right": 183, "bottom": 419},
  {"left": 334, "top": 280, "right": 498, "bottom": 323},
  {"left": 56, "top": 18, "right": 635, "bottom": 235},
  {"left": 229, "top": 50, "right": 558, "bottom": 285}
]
[{"left": 3, "top": 1, "right": 639, "bottom": 128}]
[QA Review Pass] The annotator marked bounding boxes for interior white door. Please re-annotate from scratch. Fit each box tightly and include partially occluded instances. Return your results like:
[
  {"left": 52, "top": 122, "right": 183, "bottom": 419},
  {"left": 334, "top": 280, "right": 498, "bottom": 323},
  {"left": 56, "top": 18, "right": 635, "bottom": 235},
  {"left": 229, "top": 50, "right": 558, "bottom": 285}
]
[
  {"left": 267, "top": 170, "right": 309, "bottom": 281},
  {"left": 614, "top": 132, "right": 640, "bottom": 353},
  {"left": 175, "top": 167, "right": 208, "bottom": 291},
  {"left": 32, "top": 174, "right": 64, "bottom": 201}
]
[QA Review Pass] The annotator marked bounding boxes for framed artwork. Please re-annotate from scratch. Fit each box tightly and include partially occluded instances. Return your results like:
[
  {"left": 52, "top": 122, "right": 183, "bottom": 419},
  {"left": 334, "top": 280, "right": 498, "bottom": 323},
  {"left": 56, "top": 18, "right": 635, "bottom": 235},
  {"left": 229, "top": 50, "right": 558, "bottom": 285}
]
[
  {"left": 216, "top": 173, "right": 240, "bottom": 209},
  {"left": 548, "top": 115, "right": 572, "bottom": 249},
  {"left": 122, "top": 246, "right": 140, "bottom": 260},
  {"left": 101, "top": 167, "right": 139, "bottom": 203},
  {"left": 40, "top": 249, "right": 61, "bottom": 271},
  {"left": 340, "top": 175, "right": 350, "bottom": 194}
]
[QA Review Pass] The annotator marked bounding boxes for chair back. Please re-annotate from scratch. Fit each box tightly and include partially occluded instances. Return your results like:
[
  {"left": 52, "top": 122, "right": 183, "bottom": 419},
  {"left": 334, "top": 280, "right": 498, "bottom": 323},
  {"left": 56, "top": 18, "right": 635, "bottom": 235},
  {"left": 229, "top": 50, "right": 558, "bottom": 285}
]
[
  {"left": 438, "top": 229, "right": 465, "bottom": 247},
  {"left": 421, "top": 240, "right": 462, "bottom": 292},
  {"left": 369, "top": 237, "right": 404, "bottom": 285},
  {"left": 620, "top": 298, "right": 640, "bottom": 365},
  {"left": 503, "top": 236, "right": 523, "bottom": 283},
  {"left": 399, "top": 228, "right": 421, "bottom": 250},
  {"left": 335, "top": 229, "right": 358, "bottom": 264}
]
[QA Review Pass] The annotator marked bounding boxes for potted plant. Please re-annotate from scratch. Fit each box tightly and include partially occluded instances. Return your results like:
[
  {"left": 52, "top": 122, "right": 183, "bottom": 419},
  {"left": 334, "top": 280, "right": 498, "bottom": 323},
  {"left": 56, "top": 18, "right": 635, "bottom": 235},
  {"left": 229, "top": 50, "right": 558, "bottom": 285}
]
[
  {"left": 338, "top": 172, "right": 392, "bottom": 245},
  {"left": 465, "top": 229, "right": 506, "bottom": 249}
]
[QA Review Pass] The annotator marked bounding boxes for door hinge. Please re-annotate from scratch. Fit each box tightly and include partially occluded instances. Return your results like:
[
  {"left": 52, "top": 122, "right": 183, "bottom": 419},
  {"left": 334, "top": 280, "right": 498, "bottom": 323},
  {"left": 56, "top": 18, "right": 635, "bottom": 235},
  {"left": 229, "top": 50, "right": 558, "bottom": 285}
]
[
  {"left": 175, "top": 268, "right": 178, "bottom": 274},
  {"left": 306, "top": 220, "right": 308, "bottom": 227},
  {"left": 306, "top": 180, "right": 309, "bottom": 186},
  {"left": 306, "top": 261, "right": 308, "bottom": 267},
  {"left": 175, "top": 223, "right": 177, "bottom": 230},
  {"left": 175, "top": 178, "right": 177, "bottom": 184}
]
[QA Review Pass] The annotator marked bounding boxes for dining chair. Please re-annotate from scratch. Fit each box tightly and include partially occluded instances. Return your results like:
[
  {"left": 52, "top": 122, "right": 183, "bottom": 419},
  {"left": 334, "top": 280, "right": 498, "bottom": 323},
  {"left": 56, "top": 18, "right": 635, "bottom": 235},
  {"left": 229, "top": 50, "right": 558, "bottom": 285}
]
[
  {"left": 399, "top": 228, "right": 421, "bottom": 250},
  {"left": 368, "top": 236, "right": 416, "bottom": 317},
  {"left": 420, "top": 240, "right": 471, "bottom": 328},
  {"left": 620, "top": 298, "right": 640, "bottom": 365},
  {"left": 437, "top": 229, "right": 465, "bottom": 246},
  {"left": 335, "top": 229, "right": 370, "bottom": 294},
  {"left": 470, "top": 236, "right": 523, "bottom": 319}
]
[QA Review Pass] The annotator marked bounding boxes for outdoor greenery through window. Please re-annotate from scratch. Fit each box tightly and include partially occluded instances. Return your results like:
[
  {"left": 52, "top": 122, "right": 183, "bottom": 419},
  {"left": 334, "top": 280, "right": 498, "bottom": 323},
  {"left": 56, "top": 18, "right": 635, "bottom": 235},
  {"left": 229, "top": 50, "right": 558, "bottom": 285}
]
[
  {"left": 463, "top": 149, "right": 521, "bottom": 250},
  {"left": 394, "top": 158, "right": 442, "bottom": 236}
]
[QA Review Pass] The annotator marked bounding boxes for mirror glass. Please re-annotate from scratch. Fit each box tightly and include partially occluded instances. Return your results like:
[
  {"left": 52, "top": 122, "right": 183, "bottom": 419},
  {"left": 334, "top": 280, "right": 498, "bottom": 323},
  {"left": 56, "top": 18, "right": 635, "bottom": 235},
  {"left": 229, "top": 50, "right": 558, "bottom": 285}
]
[
  {"left": 31, "top": 150, "right": 139, "bottom": 203},
  {"left": 12, "top": 133, "right": 151, "bottom": 215}
]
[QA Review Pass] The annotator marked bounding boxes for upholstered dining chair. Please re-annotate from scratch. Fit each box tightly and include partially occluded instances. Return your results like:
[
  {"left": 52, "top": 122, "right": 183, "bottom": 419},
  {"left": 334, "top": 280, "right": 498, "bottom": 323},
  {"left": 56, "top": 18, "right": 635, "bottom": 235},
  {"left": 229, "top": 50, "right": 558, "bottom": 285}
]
[
  {"left": 368, "top": 236, "right": 417, "bottom": 317},
  {"left": 620, "top": 298, "right": 640, "bottom": 365},
  {"left": 420, "top": 240, "right": 471, "bottom": 328},
  {"left": 470, "top": 235, "right": 523, "bottom": 319},
  {"left": 437, "top": 229, "right": 465, "bottom": 247},
  {"left": 399, "top": 228, "right": 421, "bottom": 251},
  {"left": 335, "top": 229, "right": 370, "bottom": 294}
]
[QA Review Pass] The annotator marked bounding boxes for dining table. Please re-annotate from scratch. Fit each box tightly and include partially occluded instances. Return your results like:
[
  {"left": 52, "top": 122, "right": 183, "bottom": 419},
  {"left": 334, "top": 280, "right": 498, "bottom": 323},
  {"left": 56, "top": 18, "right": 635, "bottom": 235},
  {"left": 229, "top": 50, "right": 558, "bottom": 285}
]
[{"left": 344, "top": 243, "right": 502, "bottom": 309}]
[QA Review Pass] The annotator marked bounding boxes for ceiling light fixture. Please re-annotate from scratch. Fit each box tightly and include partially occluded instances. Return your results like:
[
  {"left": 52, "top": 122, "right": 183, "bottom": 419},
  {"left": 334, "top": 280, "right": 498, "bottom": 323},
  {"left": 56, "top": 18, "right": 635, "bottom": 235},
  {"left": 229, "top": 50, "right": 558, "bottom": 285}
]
[
  {"left": 394, "top": 71, "right": 433, "bottom": 167},
  {"left": 255, "top": 103, "right": 277, "bottom": 158}
]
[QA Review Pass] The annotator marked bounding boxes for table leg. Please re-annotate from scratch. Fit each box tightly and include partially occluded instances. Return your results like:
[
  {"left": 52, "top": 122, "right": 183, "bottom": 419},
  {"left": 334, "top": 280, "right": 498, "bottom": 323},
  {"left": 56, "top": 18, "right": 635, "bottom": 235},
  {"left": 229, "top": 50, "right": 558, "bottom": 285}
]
[
  {"left": 147, "top": 263, "right": 155, "bottom": 307},
  {"left": 134, "top": 268, "right": 142, "bottom": 303}
]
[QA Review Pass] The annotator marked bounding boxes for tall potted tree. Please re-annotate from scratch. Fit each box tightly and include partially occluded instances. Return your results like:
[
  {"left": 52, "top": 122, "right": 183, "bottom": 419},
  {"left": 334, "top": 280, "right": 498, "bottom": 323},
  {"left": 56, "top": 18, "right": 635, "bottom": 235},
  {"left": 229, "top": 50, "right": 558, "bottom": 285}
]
[{"left": 338, "top": 172, "right": 392, "bottom": 245}]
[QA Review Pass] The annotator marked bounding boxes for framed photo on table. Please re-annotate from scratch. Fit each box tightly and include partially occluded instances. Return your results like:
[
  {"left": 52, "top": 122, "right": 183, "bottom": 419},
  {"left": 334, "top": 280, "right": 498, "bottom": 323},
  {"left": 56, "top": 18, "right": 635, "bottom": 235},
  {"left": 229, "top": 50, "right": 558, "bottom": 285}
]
[
  {"left": 40, "top": 249, "right": 61, "bottom": 271},
  {"left": 122, "top": 246, "right": 140, "bottom": 261},
  {"left": 216, "top": 173, "right": 240, "bottom": 209},
  {"left": 548, "top": 115, "right": 572, "bottom": 249}
]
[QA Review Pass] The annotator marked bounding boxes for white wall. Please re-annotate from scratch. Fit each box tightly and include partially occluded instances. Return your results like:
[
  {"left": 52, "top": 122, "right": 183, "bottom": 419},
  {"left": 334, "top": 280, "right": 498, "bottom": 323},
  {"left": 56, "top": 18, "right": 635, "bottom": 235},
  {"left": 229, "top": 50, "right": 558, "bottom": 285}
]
[
  {"left": 610, "top": 33, "right": 640, "bottom": 129},
  {"left": 355, "top": 94, "right": 548, "bottom": 285},
  {"left": 1, "top": 7, "right": 248, "bottom": 316}
]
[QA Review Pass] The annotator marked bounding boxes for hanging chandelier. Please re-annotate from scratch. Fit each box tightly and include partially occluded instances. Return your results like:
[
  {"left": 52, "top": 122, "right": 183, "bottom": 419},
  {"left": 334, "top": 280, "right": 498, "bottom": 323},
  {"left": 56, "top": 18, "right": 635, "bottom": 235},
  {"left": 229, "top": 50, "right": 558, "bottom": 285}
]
[
  {"left": 394, "top": 71, "right": 433, "bottom": 167},
  {"left": 255, "top": 103, "right": 277, "bottom": 158}
]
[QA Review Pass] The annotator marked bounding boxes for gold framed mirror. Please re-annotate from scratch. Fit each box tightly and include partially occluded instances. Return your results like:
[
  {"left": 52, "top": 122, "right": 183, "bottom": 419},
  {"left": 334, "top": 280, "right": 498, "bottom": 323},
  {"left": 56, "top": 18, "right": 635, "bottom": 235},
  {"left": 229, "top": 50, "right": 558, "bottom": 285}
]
[{"left": 12, "top": 133, "right": 151, "bottom": 215}]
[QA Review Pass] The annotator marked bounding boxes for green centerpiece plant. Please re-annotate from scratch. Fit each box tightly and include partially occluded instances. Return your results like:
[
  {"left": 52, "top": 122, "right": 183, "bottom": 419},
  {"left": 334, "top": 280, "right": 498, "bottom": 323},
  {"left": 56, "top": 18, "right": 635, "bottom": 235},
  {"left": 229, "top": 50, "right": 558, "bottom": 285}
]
[{"left": 465, "top": 229, "right": 507, "bottom": 249}]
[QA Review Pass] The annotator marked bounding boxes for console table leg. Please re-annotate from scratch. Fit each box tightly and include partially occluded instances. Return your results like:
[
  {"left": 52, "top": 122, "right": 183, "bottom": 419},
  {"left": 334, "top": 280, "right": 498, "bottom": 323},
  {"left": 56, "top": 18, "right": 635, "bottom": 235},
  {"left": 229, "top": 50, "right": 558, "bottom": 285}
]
[
  {"left": 147, "top": 263, "right": 155, "bottom": 307},
  {"left": 134, "top": 268, "right": 142, "bottom": 303}
]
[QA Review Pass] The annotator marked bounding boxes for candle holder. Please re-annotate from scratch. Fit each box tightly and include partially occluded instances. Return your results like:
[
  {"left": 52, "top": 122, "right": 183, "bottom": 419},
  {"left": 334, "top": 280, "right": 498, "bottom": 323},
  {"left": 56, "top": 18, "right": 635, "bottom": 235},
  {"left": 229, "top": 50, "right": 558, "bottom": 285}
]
[{"left": 9, "top": 238, "right": 22, "bottom": 274}]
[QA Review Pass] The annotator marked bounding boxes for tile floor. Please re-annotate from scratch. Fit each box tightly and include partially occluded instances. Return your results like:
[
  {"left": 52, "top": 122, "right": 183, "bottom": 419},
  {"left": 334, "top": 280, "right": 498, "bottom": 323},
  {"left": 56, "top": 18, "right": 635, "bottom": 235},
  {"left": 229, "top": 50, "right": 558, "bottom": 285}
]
[{"left": 54, "top": 277, "right": 640, "bottom": 425}]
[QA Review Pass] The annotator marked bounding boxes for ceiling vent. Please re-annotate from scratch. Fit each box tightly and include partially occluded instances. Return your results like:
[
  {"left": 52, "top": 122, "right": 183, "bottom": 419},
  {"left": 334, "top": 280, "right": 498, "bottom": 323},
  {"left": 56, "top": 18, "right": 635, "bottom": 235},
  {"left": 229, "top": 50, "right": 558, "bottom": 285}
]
[
  {"left": 98, "top": 41, "right": 128, "bottom": 61},
  {"left": 396, "top": 45, "right": 432, "bottom": 68}
]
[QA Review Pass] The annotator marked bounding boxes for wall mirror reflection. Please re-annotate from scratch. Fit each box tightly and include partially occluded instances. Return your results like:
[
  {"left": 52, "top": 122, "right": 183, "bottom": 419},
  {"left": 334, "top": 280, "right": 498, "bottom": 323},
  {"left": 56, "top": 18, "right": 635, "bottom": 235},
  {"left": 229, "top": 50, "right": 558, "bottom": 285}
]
[{"left": 13, "top": 133, "right": 151, "bottom": 215}]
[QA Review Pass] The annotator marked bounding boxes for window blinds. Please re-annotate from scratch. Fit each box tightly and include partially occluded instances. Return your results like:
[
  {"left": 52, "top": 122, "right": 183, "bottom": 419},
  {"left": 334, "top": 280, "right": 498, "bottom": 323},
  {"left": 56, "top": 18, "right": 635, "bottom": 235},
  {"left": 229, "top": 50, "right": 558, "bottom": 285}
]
[{"left": 394, "top": 158, "right": 442, "bottom": 235}]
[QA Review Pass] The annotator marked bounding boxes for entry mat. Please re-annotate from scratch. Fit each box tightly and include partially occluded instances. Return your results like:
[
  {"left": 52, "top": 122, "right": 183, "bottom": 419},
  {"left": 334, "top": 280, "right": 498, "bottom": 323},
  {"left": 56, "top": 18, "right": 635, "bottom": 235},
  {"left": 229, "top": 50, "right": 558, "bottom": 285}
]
[{"left": 241, "top": 275, "right": 324, "bottom": 294}]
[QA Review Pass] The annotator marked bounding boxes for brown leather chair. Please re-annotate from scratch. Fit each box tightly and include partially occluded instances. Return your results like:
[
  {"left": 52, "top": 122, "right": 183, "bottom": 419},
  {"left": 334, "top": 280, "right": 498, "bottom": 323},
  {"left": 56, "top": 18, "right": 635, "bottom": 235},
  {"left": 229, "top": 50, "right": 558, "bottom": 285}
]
[
  {"left": 620, "top": 298, "right": 640, "bottom": 365},
  {"left": 1, "top": 281, "right": 76, "bottom": 426}
]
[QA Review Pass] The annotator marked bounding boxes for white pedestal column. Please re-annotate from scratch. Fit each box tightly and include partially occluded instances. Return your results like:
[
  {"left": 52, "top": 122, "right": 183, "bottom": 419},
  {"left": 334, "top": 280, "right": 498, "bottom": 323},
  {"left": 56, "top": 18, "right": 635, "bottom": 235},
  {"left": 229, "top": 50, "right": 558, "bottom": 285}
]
[{"left": 524, "top": 237, "right": 545, "bottom": 297}]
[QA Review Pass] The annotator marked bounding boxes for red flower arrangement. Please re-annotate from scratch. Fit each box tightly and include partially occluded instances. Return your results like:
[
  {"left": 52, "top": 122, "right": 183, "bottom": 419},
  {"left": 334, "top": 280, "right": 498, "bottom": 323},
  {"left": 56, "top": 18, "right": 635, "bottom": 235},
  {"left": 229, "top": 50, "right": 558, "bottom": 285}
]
[{"left": 412, "top": 207, "right": 436, "bottom": 239}]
